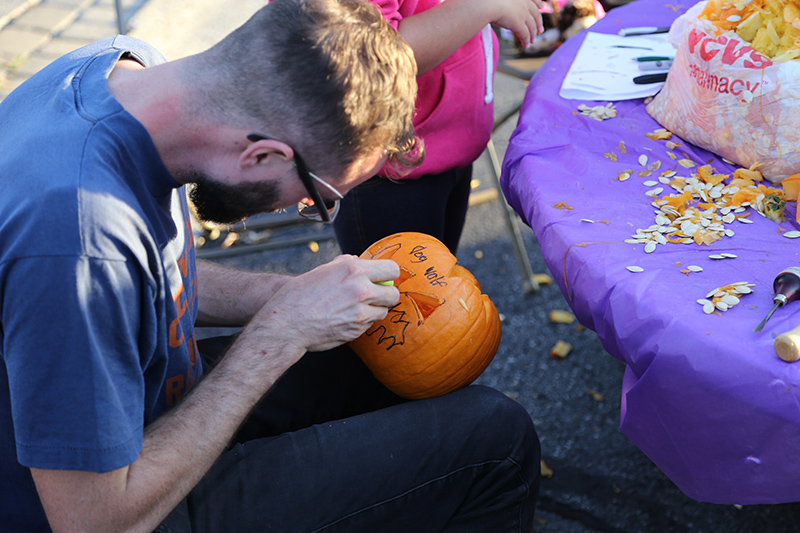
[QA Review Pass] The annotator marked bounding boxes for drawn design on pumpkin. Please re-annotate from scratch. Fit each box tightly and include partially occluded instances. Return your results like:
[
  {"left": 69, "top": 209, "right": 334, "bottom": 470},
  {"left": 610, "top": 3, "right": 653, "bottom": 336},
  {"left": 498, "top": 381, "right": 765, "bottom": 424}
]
[
  {"left": 364, "top": 304, "right": 410, "bottom": 349},
  {"left": 422, "top": 265, "right": 448, "bottom": 287},
  {"left": 371, "top": 242, "right": 425, "bottom": 265},
  {"left": 364, "top": 291, "right": 445, "bottom": 349},
  {"left": 369, "top": 242, "right": 402, "bottom": 259}
]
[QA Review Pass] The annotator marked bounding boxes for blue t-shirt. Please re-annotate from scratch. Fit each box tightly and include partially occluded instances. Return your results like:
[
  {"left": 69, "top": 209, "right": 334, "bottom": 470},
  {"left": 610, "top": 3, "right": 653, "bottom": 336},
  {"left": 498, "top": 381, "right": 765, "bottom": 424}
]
[{"left": 0, "top": 36, "right": 202, "bottom": 530}]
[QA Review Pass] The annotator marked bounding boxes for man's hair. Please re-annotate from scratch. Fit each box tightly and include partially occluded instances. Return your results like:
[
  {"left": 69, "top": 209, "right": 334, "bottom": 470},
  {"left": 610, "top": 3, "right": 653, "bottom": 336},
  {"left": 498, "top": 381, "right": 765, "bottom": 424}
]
[{"left": 187, "top": 0, "right": 423, "bottom": 177}]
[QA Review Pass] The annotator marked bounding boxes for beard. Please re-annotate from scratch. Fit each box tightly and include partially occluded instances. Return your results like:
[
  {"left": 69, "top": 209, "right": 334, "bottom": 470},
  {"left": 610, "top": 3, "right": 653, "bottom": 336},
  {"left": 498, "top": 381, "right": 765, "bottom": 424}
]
[{"left": 186, "top": 171, "right": 282, "bottom": 225}]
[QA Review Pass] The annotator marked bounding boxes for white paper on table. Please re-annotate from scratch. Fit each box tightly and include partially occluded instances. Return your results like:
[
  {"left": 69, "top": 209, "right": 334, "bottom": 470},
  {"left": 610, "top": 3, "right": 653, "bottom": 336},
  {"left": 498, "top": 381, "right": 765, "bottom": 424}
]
[{"left": 559, "top": 32, "right": 676, "bottom": 101}]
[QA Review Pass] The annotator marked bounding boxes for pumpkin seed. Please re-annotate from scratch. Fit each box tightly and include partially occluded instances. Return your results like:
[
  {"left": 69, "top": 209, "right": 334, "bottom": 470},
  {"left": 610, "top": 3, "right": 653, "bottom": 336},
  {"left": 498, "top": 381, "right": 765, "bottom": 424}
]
[
  {"left": 578, "top": 102, "right": 617, "bottom": 120},
  {"left": 784, "top": 231, "right": 800, "bottom": 238},
  {"left": 721, "top": 294, "right": 740, "bottom": 306},
  {"left": 626, "top": 266, "right": 644, "bottom": 272}
]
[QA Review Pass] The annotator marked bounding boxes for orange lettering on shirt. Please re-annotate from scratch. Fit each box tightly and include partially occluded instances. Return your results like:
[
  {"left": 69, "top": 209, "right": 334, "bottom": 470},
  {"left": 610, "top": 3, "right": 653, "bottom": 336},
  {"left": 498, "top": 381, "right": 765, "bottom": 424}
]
[
  {"left": 166, "top": 374, "right": 185, "bottom": 406},
  {"left": 177, "top": 252, "right": 188, "bottom": 278},
  {"left": 184, "top": 219, "right": 194, "bottom": 251},
  {"left": 169, "top": 285, "right": 188, "bottom": 348},
  {"left": 168, "top": 317, "right": 184, "bottom": 348}
]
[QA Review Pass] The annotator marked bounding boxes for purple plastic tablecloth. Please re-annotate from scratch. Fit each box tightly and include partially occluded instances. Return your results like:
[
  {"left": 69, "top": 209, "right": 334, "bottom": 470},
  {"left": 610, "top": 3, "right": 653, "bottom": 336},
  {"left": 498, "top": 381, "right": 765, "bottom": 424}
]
[{"left": 501, "top": 0, "right": 800, "bottom": 505}]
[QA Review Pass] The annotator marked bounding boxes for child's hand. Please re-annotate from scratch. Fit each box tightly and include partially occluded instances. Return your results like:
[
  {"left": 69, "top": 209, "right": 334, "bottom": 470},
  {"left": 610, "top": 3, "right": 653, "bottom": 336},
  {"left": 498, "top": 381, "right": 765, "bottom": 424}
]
[
  {"left": 395, "top": 0, "right": 548, "bottom": 75},
  {"left": 492, "top": 0, "right": 545, "bottom": 49}
]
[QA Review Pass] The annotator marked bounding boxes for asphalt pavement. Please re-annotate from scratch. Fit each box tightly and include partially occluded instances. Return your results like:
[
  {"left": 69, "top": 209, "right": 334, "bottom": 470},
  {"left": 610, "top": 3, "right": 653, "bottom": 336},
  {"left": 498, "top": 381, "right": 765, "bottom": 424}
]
[{"left": 3, "top": 0, "right": 800, "bottom": 530}]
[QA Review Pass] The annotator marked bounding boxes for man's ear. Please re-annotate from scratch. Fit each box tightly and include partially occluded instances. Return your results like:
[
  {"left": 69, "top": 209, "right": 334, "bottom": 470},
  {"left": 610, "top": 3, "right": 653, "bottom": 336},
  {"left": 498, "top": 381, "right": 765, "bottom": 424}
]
[{"left": 239, "top": 137, "right": 294, "bottom": 170}]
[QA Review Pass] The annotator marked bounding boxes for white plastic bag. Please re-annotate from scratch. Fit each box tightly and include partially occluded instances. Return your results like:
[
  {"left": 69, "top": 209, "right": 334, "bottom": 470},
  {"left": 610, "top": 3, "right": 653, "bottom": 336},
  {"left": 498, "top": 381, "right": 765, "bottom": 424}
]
[{"left": 646, "top": 1, "right": 800, "bottom": 183}]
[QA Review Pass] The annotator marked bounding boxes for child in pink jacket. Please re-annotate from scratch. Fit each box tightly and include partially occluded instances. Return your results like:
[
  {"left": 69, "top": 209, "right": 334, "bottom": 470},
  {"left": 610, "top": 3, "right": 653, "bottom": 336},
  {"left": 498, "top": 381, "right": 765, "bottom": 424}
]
[{"left": 333, "top": 0, "right": 544, "bottom": 255}]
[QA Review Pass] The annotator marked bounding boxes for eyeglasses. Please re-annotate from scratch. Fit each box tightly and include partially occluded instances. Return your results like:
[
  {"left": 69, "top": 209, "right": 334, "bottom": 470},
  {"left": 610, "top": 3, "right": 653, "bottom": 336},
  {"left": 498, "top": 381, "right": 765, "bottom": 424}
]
[{"left": 246, "top": 132, "right": 343, "bottom": 223}]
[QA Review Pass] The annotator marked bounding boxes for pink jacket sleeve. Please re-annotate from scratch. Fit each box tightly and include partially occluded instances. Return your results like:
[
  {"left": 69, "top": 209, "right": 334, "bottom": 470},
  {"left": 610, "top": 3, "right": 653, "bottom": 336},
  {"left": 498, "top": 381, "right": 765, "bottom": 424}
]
[{"left": 369, "top": 0, "right": 497, "bottom": 180}]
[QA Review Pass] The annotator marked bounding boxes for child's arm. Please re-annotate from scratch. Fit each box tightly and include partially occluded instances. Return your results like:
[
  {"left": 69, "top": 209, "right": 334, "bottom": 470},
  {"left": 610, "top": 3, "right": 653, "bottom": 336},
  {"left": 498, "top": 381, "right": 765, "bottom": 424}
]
[{"left": 397, "top": 0, "right": 544, "bottom": 75}]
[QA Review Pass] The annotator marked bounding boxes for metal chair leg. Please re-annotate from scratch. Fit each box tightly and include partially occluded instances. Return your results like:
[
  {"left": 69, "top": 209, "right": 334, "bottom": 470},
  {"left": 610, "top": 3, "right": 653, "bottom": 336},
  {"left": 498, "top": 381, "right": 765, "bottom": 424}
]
[{"left": 485, "top": 138, "right": 539, "bottom": 294}]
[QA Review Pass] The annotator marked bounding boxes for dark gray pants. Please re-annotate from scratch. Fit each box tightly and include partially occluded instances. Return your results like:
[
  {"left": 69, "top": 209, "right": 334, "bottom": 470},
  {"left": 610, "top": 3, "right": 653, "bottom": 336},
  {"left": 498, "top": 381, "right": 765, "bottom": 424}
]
[
  {"left": 332, "top": 165, "right": 473, "bottom": 256},
  {"left": 156, "top": 339, "right": 541, "bottom": 532}
]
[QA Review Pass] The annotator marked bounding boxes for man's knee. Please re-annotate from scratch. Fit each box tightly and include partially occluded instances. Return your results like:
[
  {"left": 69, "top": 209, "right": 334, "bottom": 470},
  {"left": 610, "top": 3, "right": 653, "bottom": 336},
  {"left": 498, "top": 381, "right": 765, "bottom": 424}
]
[
  {"left": 445, "top": 385, "right": 541, "bottom": 526},
  {"left": 449, "top": 385, "right": 540, "bottom": 464}
]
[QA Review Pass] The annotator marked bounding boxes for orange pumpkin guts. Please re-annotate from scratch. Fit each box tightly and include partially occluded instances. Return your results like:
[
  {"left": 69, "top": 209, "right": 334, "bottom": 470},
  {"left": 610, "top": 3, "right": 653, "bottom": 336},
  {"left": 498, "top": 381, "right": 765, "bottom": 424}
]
[{"left": 349, "top": 232, "right": 502, "bottom": 400}]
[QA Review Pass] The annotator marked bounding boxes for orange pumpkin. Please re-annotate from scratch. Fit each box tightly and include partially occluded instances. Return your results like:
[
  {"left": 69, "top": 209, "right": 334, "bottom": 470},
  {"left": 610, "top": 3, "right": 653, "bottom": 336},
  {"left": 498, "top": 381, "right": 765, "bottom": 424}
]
[{"left": 349, "top": 232, "right": 502, "bottom": 400}]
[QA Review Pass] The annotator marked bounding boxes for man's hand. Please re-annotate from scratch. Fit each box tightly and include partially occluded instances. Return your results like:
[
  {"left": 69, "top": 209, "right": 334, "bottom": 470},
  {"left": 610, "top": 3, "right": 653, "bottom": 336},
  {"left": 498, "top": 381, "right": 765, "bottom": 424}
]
[{"left": 249, "top": 255, "right": 400, "bottom": 354}]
